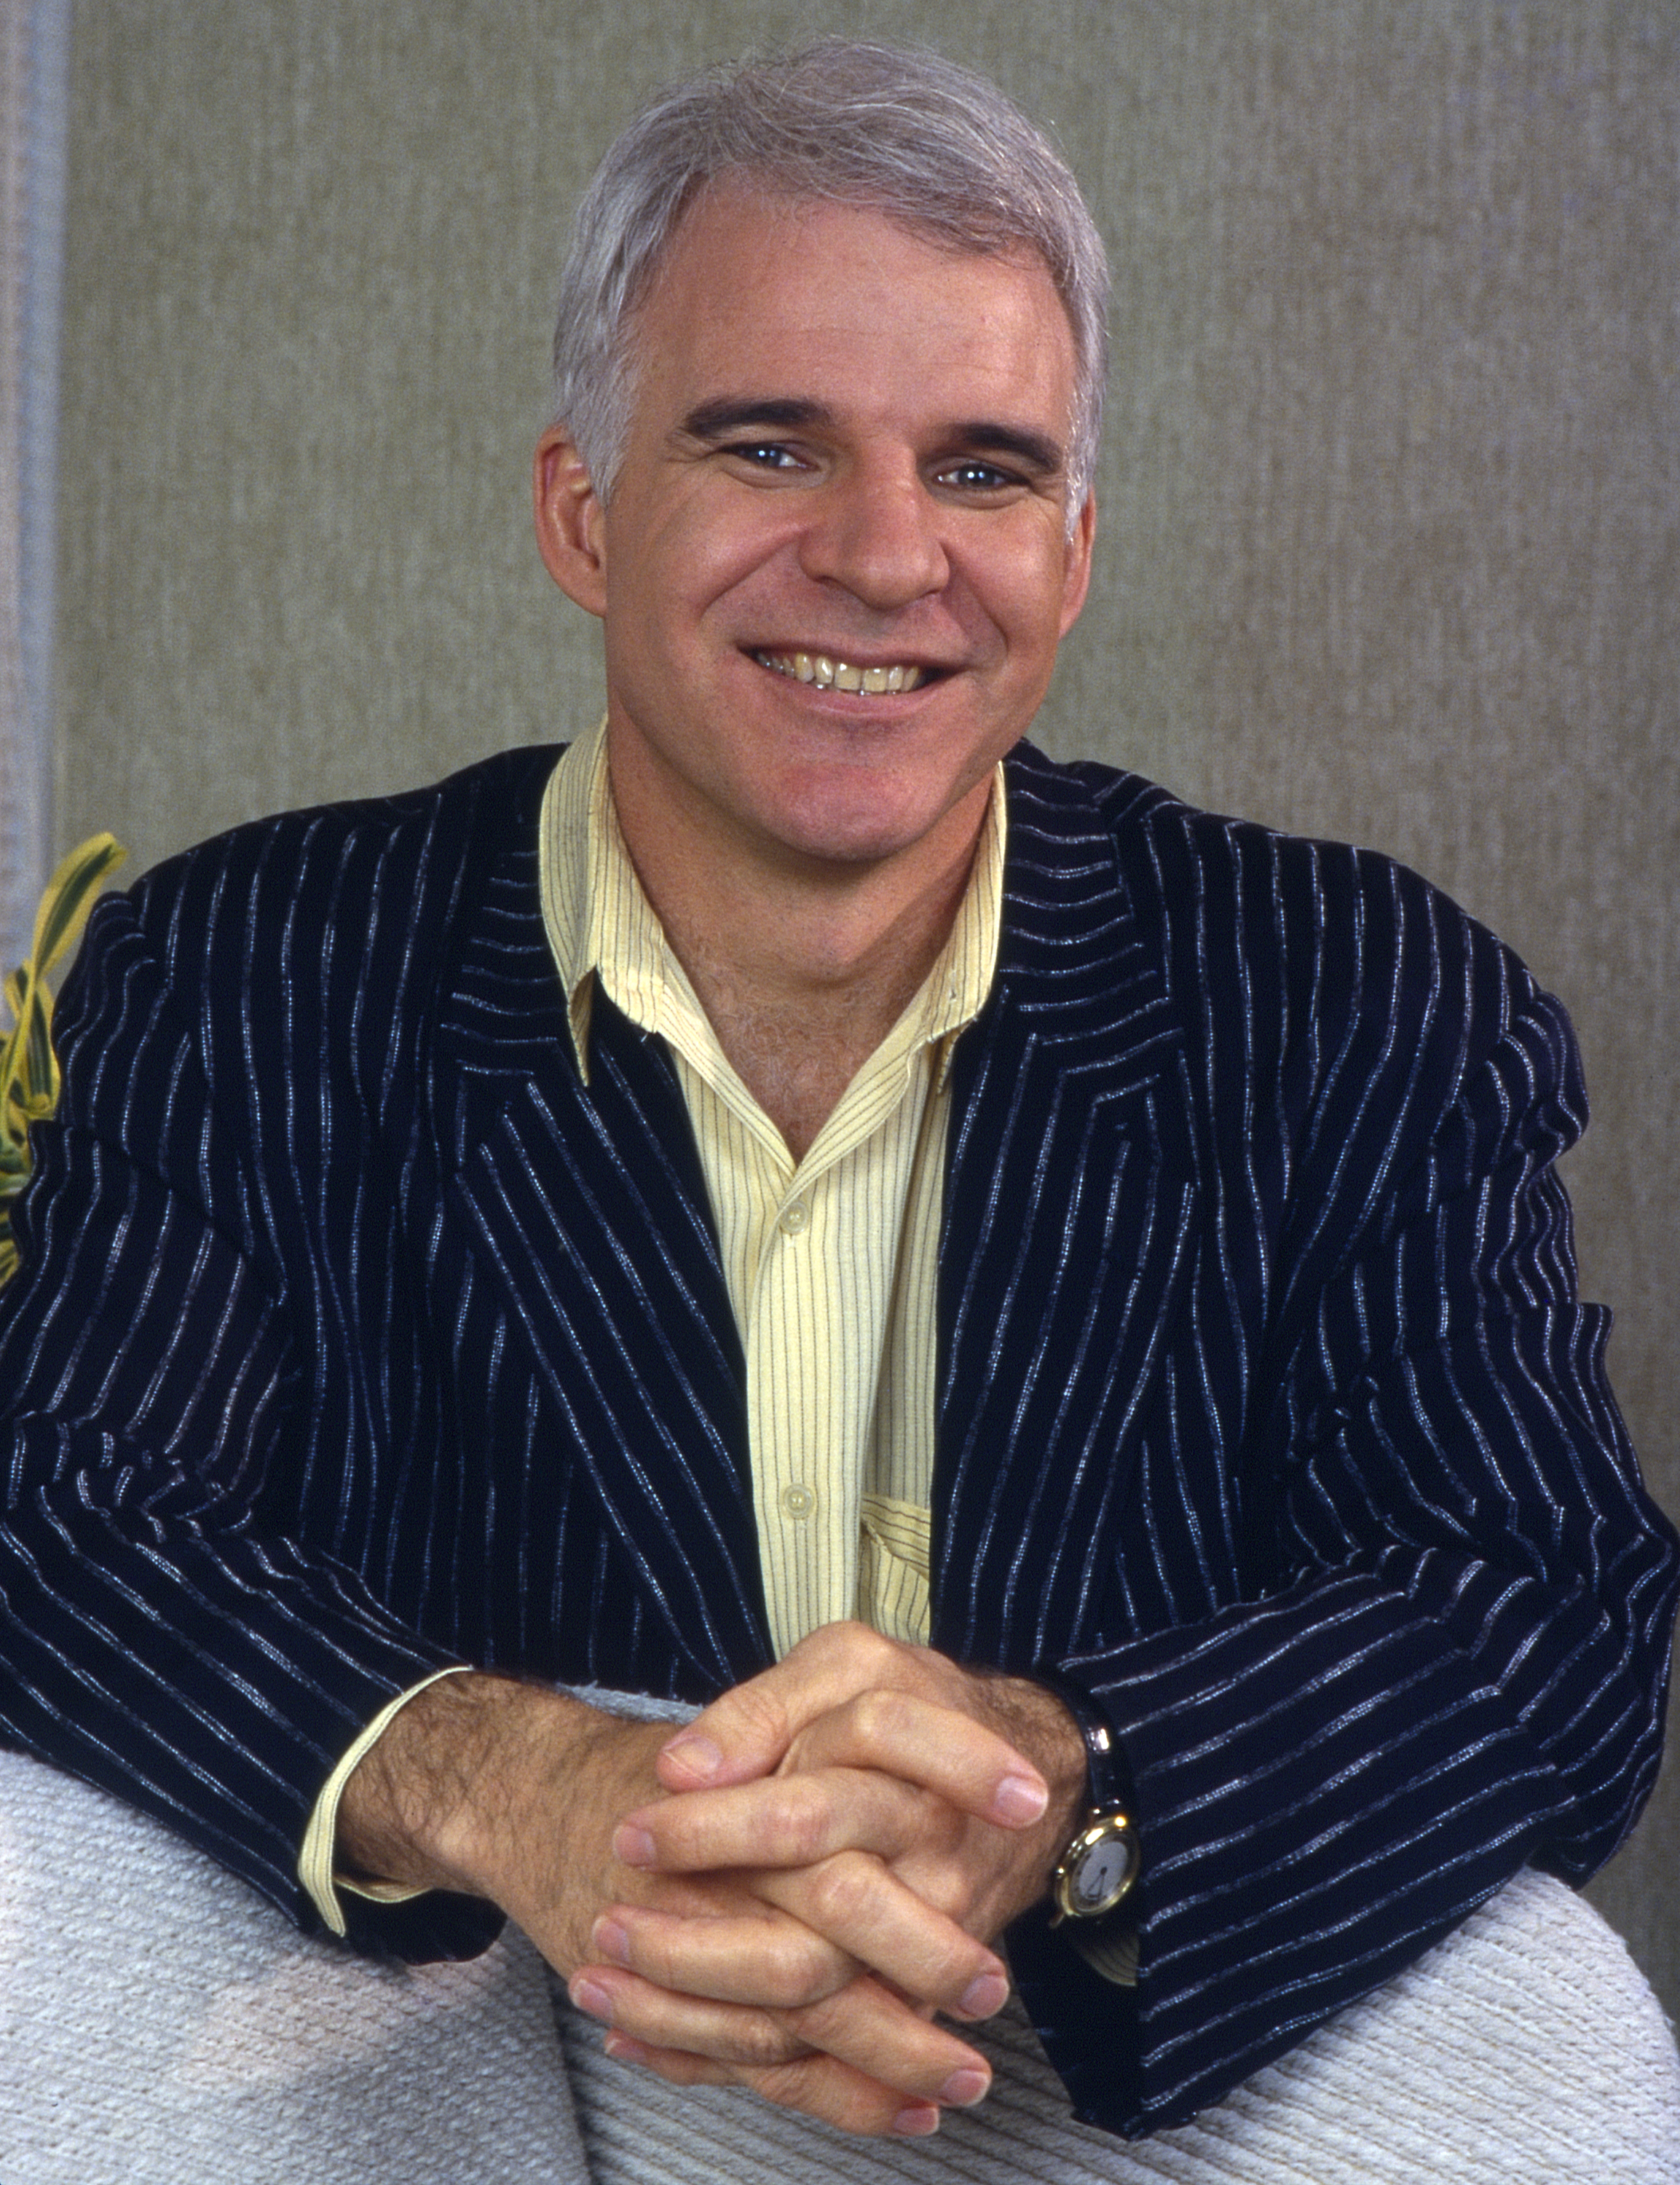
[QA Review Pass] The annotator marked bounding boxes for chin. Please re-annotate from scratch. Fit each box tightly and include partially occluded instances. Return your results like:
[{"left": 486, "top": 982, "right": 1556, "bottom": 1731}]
[
  {"left": 765, "top": 757, "right": 987, "bottom": 860},
  {"left": 765, "top": 790, "right": 955, "bottom": 870}
]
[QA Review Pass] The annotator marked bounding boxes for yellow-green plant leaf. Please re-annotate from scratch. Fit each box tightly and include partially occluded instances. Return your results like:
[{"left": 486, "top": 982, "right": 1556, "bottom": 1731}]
[
  {"left": 25, "top": 992, "right": 55, "bottom": 1093},
  {"left": 28, "top": 833, "right": 125, "bottom": 983},
  {"left": 0, "top": 832, "right": 127, "bottom": 1287},
  {"left": 0, "top": 969, "right": 28, "bottom": 1084},
  {"left": 0, "top": 1039, "right": 31, "bottom": 1172},
  {"left": 0, "top": 962, "right": 54, "bottom": 1144}
]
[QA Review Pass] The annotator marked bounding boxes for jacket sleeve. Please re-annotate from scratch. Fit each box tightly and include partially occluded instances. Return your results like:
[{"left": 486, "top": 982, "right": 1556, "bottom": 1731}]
[
  {"left": 1009, "top": 852, "right": 1679, "bottom": 2137},
  {"left": 0, "top": 843, "right": 503, "bottom": 1961}
]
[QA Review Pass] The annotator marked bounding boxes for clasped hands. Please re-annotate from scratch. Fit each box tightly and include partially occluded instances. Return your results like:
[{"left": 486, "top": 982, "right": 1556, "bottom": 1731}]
[
  {"left": 556, "top": 1623, "right": 1086, "bottom": 2137},
  {"left": 341, "top": 1622, "right": 1086, "bottom": 2136}
]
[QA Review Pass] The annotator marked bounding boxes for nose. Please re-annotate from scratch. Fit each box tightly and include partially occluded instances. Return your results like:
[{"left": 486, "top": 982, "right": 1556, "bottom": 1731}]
[{"left": 796, "top": 460, "right": 950, "bottom": 610}]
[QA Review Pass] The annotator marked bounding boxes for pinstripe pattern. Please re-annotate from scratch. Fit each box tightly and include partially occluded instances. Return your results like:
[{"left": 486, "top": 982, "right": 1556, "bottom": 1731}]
[
  {"left": 0, "top": 739, "right": 1671, "bottom": 2139},
  {"left": 537, "top": 723, "right": 1004, "bottom": 1656}
]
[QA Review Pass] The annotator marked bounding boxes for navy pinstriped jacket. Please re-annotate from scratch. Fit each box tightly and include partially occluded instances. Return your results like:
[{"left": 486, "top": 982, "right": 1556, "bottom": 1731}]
[{"left": 0, "top": 739, "right": 1673, "bottom": 2138}]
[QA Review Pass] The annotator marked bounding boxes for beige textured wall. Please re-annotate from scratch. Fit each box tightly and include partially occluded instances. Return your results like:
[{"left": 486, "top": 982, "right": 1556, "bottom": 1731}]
[{"left": 57, "top": 4, "right": 1679, "bottom": 2014}]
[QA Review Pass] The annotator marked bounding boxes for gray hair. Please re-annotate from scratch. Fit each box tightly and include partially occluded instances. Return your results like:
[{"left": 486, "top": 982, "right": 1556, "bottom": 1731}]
[{"left": 552, "top": 40, "right": 1110, "bottom": 521}]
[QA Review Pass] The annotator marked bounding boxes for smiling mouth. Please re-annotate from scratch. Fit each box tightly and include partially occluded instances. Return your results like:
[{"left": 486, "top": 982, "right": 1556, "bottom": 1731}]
[{"left": 752, "top": 649, "right": 935, "bottom": 694}]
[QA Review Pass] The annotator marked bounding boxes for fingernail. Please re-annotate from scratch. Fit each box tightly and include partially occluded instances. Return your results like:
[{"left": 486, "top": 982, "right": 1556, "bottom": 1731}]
[
  {"left": 569, "top": 1976, "right": 614, "bottom": 2020},
  {"left": 891, "top": 2103, "right": 941, "bottom": 2137},
  {"left": 603, "top": 2032, "right": 650, "bottom": 2066},
  {"left": 612, "top": 1822, "right": 657, "bottom": 1866},
  {"left": 591, "top": 1916, "right": 631, "bottom": 1966},
  {"left": 939, "top": 2066, "right": 990, "bottom": 2107},
  {"left": 660, "top": 1731, "right": 723, "bottom": 1784},
  {"left": 993, "top": 1773, "right": 1049, "bottom": 1824},
  {"left": 957, "top": 1970, "right": 1009, "bottom": 2019}
]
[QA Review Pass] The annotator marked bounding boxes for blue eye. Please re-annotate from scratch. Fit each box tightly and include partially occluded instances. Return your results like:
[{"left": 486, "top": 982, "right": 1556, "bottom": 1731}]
[{"left": 940, "top": 461, "right": 1013, "bottom": 491}]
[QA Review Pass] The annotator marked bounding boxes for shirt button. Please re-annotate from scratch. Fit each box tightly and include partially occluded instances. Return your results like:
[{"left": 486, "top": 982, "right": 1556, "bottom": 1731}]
[
  {"left": 778, "top": 1201, "right": 810, "bottom": 1236},
  {"left": 781, "top": 1482, "right": 816, "bottom": 1520}
]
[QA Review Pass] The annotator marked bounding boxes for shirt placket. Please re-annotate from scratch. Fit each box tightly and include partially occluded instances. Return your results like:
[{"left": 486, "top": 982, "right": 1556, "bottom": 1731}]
[{"left": 746, "top": 1154, "right": 844, "bottom": 1658}]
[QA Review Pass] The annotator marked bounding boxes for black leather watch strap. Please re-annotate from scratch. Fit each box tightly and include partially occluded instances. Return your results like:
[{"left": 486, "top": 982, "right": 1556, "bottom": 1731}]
[{"left": 1037, "top": 1670, "right": 1133, "bottom": 1816}]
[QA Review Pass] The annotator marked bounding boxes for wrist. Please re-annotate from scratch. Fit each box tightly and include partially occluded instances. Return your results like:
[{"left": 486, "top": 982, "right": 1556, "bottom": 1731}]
[
  {"left": 969, "top": 1672, "right": 1089, "bottom": 1915},
  {"left": 336, "top": 1669, "right": 532, "bottom": 1893},
  {"left": 336, "top": 1672, "right": 674, "bottom": 1972},
  {"left": 339, "top": 1672, "right": 626, "bottom": 1894}
]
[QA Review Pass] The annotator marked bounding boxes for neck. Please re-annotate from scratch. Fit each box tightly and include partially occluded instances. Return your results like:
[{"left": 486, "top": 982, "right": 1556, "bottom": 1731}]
[{"left": 608, "top": 757, "right": 990, "bottom": 1163}]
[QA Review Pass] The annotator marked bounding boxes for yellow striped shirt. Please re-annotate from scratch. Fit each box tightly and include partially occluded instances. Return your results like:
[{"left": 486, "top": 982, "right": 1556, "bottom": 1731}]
[{"left": 540, "top": 718, "right": 1005, "bottom": 1657}]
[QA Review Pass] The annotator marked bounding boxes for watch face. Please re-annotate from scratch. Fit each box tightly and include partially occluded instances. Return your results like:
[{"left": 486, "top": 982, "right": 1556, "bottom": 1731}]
[
  {"left": 1052, "top": 1811, "right": 1139, "bottom": 1928},
  {"left": 1070, "top": 1834, "right": 1133, "bottom": 1916}
]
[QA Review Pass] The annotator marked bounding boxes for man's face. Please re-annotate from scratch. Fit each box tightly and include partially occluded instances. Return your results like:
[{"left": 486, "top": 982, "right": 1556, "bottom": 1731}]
[{"left": 536, "top": 186, "right": 1094, "bottom": 882}]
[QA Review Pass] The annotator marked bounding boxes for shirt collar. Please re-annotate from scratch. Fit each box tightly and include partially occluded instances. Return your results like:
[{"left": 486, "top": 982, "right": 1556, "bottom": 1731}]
[{"left": 537, "top": 713, "right": 1006, "bottom": 1087}]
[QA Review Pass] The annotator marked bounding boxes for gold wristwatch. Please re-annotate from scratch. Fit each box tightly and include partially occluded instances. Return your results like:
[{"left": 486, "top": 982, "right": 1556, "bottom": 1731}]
[
  {"left": 1041, "top": 1684, "right": 1142, "bottom": 1984},
  {"left": 1049, "top": 1806, "right": 1139, "bottom": 1927}
]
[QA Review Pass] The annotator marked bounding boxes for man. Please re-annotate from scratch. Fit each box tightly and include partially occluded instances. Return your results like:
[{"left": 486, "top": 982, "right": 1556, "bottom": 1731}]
[{"left": 0, "top": 38, "right": 1674, "bottom": 2154}]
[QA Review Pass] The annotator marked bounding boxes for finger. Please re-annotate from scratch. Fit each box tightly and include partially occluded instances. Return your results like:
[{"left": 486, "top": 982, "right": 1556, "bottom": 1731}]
[
  {"left": 596, "top": 1862, "right": 1008, "bottom": 2021},
  {"left": 779, "top": 1690, "right": 1049, "bottom": 1827},
  {"left": 752, "top": 1853, "right": 1009, "bottom": 2017},
  {"left": 617, "top": 1765, "right": 948, "bottom": 1874},
  {"left": 599, "top": 2033, "right": 948, "bottom": 2139},
  {"left": 589, "top": 1899, "right": 859, "bottom": 2010},
  {"left": 655, "top": 1623, "right": 920, "bottom": 1790},
  {"left": 571, "top": 1964, "right": 992, "bottom": 2106}
]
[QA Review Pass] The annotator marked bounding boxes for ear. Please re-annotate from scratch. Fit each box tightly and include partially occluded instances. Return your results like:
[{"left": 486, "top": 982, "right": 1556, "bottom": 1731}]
[
  {"left": 1057, "top": 491, "right": 1096, "bottom": 637},
  {"left": 533, "top": 423, "right": 608, "bottom": 618}
]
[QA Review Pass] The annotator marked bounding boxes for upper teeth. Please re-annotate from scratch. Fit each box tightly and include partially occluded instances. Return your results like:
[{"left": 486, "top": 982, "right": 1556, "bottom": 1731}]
[{"left": 755, "top": 651, "right": 928, "bottom": 694}]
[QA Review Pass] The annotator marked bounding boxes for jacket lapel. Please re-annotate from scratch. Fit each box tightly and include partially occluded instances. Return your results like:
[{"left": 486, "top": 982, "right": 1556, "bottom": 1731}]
[
  {"left": 933, "top": 750, "right": 1199, "bottom": 1672},
  {"left": 433, "top": 822, "right": 770, "bottom": 1690},
  {"left": 429, "top": 744, "right": 1196, "bottom": 1688}
]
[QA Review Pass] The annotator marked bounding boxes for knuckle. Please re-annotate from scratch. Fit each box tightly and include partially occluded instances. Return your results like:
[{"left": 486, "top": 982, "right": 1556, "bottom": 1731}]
[
  {"left": 786, "top": 1983, "right": 866, "bottom": 2047},
  {"left": 736, "top": 2011, "right": 802, "bottom": 2069},
  {"left": 856, "top": 1626, "right": 903, "bottom": 1677},
  {"left": 773, "top": 1964, "right": 838, "bottom": 2010},
  {"left": 805, "top": 1851, "right": 876, "bottom": 1932},
  {"left": 847, "top": 1684, "right": 908, "bottom": 1749},
  {"left": 758, "top": 1934, "right": 836, "bottom": 2009},
  {"left": 819, "top": 1621, "right": 896, "bottom": 1677},
  {"left": 762, "top": 1779, "right": 832, "bottom": 1862}
]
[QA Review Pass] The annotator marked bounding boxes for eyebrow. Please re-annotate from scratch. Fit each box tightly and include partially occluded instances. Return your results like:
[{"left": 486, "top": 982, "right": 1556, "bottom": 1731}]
[
  {"left": 947, "top": 420, "right": 1066, "bottom": 477},
  {"left": 677, "top": 398, "right": 1066, "bottom": 479},
  {"left": 679, "top": 397, "right": 833, "bottom": 441}
]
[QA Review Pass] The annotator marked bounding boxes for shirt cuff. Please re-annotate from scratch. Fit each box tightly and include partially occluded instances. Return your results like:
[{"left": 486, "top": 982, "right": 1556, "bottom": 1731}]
[{"left": 298, "top": 1664, "right": 474, "bottom": 1936}]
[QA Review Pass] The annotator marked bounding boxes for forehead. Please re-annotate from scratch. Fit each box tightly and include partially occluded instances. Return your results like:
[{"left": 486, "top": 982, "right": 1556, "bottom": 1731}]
[{"left": 624, "top": 186, "right": 1078, "bottom": 440}]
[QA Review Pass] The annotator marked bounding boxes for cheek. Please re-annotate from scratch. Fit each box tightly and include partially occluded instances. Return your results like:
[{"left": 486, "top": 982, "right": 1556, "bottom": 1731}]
[
  {"left": 953, "top": 527, "right": 1076, "bottom": 657},
  {"left": 623, "top": 495, "right": 805, "bottom": 625},
  {"left": 978, "top": 581, "right": 1071, "bottom": 688}
]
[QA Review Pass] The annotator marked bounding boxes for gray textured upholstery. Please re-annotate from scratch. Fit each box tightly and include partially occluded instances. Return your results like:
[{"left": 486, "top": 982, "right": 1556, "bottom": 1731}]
[
  {"left": 0, "top": 1750, "right": 585, "bottom": 2184},
  {"left": 2, "top": 1741, "right": 1676, "bottom": 2184}
]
